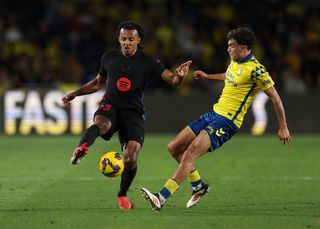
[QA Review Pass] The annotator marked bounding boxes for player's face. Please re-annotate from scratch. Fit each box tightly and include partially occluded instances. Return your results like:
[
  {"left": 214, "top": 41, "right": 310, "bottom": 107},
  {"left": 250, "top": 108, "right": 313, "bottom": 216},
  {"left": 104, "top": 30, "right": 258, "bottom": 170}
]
[
  {"left": 227, "top": 39, "right": 247, "bottom": 61},
  {"left": 118, "top": 28, "right": 141, "bottom": 57}
]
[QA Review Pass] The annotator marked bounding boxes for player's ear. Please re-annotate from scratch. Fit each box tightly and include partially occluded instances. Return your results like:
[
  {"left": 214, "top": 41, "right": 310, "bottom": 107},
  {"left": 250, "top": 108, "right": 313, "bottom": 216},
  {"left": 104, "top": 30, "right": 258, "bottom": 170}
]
[{"left": 137, "top": 37, "right": 141, "bottom": 44}]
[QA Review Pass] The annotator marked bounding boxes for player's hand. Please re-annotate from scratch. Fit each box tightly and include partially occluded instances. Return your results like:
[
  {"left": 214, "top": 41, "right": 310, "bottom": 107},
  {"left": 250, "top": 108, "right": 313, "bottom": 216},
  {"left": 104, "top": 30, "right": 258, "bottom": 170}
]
[
  {"left": 176, "top": 60, "right": 192, "bottom": 78},
  {"left": 62, "top": 92, "right": 76, "bottom": 107},
  {"left": 278, "top": 127, "right": 292, "bottom": 146},
  {"left": 193, "top": 70, "right": 208, "bottom": 80}
]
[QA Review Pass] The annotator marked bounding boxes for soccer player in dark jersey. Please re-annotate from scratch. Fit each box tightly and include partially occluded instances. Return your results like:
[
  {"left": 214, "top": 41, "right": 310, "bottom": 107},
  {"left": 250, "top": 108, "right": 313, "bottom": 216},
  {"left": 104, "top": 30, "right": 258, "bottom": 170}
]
[
  {"left": 141, "top": 27, "right": 292, "bottom": 211},
  {"left": 61, "top": 21, "right": 192, "bottom": 211}
]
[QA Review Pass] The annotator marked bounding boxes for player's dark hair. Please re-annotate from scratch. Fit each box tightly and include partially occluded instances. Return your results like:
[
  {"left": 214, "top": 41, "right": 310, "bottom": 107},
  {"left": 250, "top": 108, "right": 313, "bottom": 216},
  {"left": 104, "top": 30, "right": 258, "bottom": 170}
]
[
  {"left": 227, "top": 27, "right": 256, "bottom": 50},
  {"left": 117, "top": 20, "right": 144, "bottom": 49}
]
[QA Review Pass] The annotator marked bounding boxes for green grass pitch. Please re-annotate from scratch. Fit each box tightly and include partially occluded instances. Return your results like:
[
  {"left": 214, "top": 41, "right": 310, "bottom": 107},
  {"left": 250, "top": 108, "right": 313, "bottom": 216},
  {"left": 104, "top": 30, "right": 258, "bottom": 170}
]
[{"left": 0, "top": 134, "right": 319, "bottom": 229}]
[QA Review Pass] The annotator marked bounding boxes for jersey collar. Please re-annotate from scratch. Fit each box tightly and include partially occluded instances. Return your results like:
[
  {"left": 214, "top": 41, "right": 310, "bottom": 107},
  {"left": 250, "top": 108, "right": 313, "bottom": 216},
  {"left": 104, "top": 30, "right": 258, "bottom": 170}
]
[
  {"left": 119, "top": 48, "right": 141, "bottom": 58},
  {"left": 237, "top": 52, "right": 253, "bottom": 63}
]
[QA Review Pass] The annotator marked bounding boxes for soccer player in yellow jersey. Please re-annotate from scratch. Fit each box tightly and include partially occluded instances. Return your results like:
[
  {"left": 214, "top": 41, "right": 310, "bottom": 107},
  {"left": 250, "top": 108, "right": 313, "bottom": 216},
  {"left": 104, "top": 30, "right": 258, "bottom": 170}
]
[{"left": 141, "top": 27, "right": 292, "bottom": 211}]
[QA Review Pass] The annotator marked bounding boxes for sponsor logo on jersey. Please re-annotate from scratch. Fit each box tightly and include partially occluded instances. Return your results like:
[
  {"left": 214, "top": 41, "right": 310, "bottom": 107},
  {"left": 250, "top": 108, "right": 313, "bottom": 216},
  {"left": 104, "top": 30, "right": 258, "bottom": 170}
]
[
  {"left": 117, "top": 77, "right": 131, "bottom": 92},
  {"left": 225, "top": 71, "right": 238, "bottom": 87}
]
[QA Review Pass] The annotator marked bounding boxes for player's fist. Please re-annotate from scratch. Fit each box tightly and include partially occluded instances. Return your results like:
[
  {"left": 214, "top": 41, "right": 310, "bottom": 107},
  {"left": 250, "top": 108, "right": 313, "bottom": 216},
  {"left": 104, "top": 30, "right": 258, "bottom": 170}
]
[
  {"left": 62, "top": 92, "right": 76, "bottom": 107},
  {"left": 193, "top": 70, "right": 208, "bottom": 80}
]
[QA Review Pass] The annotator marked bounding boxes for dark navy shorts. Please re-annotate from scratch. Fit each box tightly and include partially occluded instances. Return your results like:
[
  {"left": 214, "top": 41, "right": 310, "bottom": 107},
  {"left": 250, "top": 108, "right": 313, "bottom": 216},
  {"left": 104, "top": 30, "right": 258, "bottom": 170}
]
[{"left": 188, "top": 110, "right": 239, "bottom": 151}]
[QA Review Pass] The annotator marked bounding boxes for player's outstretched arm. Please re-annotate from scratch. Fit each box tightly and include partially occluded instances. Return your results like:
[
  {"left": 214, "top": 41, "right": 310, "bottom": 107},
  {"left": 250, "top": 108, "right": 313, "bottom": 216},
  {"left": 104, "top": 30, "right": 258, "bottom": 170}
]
[
  {"left": 193, "top": 70, "right": 226, "bottom": 81},
  {"left": 161, "top": 60, "right": 192, "bottom": 86},
  {"left": 264, "top": 87, "right": 292, "bottom": 146},
  {"left": 62, "top": 74, "right": 106, "bottom": 107}
]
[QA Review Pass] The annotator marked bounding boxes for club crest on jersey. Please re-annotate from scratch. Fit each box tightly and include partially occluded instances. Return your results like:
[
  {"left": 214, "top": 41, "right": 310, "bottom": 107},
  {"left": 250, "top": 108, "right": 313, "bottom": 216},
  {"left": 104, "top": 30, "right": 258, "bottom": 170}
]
[
  {"left": 117, "top": 77, "right": 131, "bottom": 92},
  {"left": 121, "top": 63, "right": 130, "bottom": 72},
  {"left": 207, "top": 125, "right": 214, "bottom": 135}
]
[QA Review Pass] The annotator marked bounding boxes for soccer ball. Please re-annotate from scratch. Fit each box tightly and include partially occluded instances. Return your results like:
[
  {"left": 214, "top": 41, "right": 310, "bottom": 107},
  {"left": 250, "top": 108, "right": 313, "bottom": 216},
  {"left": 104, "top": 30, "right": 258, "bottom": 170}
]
[{"left": 98, "top": 151, "right": 124, "bottom": 177}]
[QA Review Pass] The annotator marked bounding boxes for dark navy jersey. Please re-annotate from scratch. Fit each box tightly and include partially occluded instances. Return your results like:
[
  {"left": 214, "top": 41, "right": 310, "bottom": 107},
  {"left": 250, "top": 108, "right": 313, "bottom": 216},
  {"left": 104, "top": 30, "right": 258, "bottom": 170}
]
[{"left": 99, "top": 49, "right": 165, "bottom": 113}]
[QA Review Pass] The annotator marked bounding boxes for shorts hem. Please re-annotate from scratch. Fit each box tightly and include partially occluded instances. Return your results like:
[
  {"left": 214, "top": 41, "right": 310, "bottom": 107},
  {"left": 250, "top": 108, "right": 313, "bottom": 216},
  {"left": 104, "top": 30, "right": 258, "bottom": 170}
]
[
  {"left": 200, "top": 130, "right": 213, "bottom": 152},
  {"left": 186, "top": 126, "right": 197, "bottom": 137}
]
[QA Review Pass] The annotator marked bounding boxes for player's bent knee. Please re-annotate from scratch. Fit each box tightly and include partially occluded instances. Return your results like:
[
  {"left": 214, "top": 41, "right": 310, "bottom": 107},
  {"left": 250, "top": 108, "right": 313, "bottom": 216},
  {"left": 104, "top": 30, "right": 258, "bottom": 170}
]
[
  {"left": 96, "top": 122, "right": 111, "bottom": 135},
  {"left": 125, "top": 141, "right": 141, "bottom": 153},
  {"left": 167, "top": 140, "right": 183, "bottom": 155},
  {"left": 167, "top": 141, "right": 176, "bottom": 154}
]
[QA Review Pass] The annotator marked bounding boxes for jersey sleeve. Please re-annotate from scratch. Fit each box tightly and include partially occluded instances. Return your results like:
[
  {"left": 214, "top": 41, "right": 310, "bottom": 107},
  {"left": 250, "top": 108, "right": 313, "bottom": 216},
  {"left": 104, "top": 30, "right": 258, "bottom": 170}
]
[
  {"left": 98, "top": 53, "right": 108, "bottom": 78},
  {"left": 251, "top": 64, "right": 274, "bottom": 90}
]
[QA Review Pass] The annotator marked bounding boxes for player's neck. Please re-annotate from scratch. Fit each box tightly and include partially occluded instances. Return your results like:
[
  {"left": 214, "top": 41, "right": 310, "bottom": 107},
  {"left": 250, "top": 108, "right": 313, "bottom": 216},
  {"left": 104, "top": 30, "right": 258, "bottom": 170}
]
[{"left": 237, "top": 51, "right": 252, "bottom": 63}]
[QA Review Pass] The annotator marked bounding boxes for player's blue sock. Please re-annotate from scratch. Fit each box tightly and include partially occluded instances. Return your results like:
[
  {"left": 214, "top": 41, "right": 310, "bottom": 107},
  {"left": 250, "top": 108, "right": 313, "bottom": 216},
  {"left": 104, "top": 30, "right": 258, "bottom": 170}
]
[
  {"left": 159, "top": 178, "right": 179, "bottom": 204},
  {"left": 188, "top": 169, "right": 204, "bottom": 191}
]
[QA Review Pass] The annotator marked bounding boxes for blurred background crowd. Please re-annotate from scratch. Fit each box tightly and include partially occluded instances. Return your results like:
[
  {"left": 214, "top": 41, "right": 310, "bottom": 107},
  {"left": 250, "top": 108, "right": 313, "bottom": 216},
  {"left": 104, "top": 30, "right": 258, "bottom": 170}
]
[{"left": 0, "top": 0, "right": 319, "bottom": 95}]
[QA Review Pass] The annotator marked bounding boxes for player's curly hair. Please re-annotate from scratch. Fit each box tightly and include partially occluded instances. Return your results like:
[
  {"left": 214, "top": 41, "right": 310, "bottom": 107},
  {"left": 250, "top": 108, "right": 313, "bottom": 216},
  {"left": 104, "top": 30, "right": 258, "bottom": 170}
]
[
  {"left": 227, "top": 27, "right": 256, "bottom": 50},
  {"left": 117, "top": 20, "right": 144, "bottom": 49}
]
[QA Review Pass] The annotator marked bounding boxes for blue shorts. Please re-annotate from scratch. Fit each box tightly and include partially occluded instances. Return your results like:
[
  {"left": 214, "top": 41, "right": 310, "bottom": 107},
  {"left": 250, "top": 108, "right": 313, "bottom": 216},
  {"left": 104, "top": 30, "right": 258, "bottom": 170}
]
[{"left": 188, "top": 110, "right": 239, "bottom": 151}]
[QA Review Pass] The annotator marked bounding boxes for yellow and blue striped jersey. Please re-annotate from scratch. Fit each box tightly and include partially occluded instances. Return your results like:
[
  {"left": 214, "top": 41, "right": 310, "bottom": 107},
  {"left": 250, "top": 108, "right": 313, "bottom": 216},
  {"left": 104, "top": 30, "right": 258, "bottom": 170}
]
[{"left": 213, "top": 53, "right": 274, "bottom": 128}]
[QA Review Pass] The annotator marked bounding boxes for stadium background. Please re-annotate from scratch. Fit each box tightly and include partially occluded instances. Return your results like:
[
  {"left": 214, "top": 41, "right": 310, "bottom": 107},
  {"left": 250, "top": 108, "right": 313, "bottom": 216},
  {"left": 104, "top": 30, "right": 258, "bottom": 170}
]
[{"left": 0, "top": 0, "right": 319, "bottom": 134}]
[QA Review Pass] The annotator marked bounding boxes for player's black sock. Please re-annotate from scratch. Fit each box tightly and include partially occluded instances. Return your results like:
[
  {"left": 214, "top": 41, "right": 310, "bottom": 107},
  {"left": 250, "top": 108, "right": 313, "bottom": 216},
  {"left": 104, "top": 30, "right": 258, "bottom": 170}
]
[
  {"left": 78, "top": 124, "right": 100, "bottom": 147},
  {"left": 118, "top": 166, "right": 137, "bottom": 197}
]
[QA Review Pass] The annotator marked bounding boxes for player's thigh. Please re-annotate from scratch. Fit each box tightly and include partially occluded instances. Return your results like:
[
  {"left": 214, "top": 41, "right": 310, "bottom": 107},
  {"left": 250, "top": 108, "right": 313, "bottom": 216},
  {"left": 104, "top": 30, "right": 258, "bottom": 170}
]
[
  {"left": 187, "top": 130, "right": 211, "bottom": 160},
  {"left": 94, "top": 106, "right": 117, "bottom": 137},
  {"left": 118, "top": 110, "right": 145, "bottom": 148},
  {"left": 168, "top": 126, "right": 196, "bottom": 154}
]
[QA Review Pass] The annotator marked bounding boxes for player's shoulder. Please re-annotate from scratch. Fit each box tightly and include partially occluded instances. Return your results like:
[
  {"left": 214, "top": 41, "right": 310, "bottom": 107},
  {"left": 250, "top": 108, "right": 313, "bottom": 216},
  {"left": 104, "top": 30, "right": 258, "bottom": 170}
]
[
  {"left": 137, "top": 50, "right": 154, "bottom": 60},
  {"left": 239, "top": 55, "right": 267, "bottom": 75},
  {"left": 247, "top": 56, "right": 271, "bottom": 78},
  {"left": 248, "top": 56, "right": 266, "bottom": 68},
  {"left": 138, "top": 50, "right": 161, "bottom": 64}
]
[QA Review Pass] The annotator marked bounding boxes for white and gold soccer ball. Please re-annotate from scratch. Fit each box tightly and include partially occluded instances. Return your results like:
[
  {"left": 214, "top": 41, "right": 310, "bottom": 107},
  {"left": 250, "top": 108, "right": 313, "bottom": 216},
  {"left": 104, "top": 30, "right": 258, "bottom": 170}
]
[{"left": 98, "top": 151, "right": 124, "bottom": 177}]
